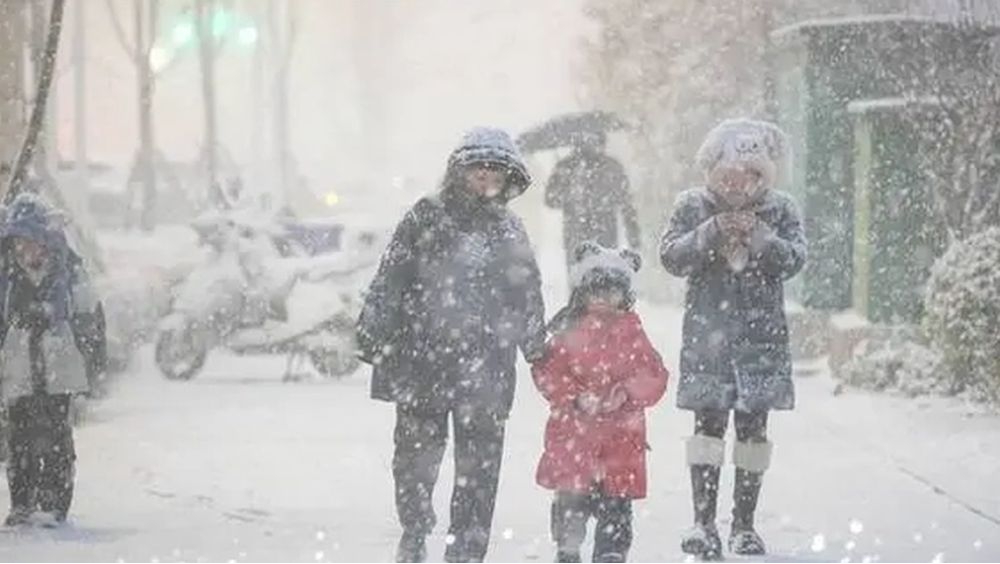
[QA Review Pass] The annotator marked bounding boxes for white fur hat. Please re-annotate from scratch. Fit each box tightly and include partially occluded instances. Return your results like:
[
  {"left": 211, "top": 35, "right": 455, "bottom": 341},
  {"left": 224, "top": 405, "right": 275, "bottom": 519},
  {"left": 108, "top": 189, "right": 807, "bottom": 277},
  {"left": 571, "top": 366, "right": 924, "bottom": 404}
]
[{"left": 695, "top": 119, "right": 789, "bottom": 189}]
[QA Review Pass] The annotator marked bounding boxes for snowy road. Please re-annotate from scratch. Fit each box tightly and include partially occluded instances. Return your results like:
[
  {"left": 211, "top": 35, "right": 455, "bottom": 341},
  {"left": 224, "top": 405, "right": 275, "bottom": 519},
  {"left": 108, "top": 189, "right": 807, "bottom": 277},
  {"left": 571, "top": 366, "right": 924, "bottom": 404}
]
[{"left": 2, "top": 298, "right": 999, "bottom": 562}]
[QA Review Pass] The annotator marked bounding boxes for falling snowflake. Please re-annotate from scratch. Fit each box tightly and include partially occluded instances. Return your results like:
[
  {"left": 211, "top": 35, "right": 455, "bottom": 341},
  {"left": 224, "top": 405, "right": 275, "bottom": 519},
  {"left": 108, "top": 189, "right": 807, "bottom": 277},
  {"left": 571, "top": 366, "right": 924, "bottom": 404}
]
[
  {"left": 973, "top": 539, "right": 983, "bottom": 550},
  {"left": 316, "top": 531, "right": 326, "bottom": 542},
  {"left": 850, "top": 519, "right": 865, "bottom": 534},
  {"left": 502, "top": 528, "right": 514, "bottom": 540},
  {"left": 446, "top": 534, "right": 457, "bottom": 546},
  {"left": 845, "top": 540, "right": 857, "bottom": 551},
  {"left": 931, "top": 552, "right": 945, "bottom": 563},
  {"left": 812, "top": 534, "right": 827, "bottom": 552},
  {"left": 913, "top": 532, "right": 924, "bottom": 543},
  {"left": 314, "top": 551, "right": 324, "bottom": 561}
]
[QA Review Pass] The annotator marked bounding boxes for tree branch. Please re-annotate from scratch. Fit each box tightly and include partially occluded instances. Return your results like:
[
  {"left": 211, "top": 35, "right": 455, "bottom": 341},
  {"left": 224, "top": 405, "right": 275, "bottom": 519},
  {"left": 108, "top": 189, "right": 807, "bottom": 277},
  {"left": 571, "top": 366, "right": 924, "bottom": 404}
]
[
  {"left": 4, "top": 0, "right": 67, "bottom": 202},
  {"left": 104, "top": 0, "right": 138, "bottom": 58}
]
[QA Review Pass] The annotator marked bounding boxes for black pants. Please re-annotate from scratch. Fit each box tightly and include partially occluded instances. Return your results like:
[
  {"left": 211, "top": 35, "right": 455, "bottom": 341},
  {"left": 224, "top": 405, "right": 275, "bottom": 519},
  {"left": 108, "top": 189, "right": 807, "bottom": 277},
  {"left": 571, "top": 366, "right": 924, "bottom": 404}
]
[
  {"left": 694, "top": 409, "right": 768, "bottom": 442},
  {"left": 551, "top": 487, "right": 633, "bottom": 562},
  {"left": 392, "top": 404, "right": 506, "bottom": 563},
  {"left": 6, "top": 394, "right": 76, "bottom": 518}
]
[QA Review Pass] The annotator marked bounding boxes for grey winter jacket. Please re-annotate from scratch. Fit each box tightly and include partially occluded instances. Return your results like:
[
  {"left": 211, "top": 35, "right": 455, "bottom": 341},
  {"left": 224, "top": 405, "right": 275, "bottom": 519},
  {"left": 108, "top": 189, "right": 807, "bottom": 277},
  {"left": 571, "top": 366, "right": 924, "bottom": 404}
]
[
  {"left": 659, "top": 187, "right": 806, "bottom": 412},
  {"left": 357, "top": 128, "right": 546, "bottom": 416},
  {"left": 0, "top": 195, "right": 107, "bottom": 406}
]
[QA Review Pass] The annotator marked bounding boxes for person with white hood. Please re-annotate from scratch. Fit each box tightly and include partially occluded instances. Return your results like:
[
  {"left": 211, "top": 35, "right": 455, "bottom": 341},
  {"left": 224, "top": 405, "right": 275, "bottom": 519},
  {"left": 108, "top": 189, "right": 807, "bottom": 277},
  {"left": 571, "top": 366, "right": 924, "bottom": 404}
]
[{"left": 659, "top": 119, "right": 807, "bottom": 559}]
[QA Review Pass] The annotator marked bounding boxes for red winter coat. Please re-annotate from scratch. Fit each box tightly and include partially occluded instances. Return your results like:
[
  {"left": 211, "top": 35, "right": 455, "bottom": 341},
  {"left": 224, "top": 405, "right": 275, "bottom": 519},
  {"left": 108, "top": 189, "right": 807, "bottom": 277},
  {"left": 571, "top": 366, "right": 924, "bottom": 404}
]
[{"left": 532, "top": 307, "right": 669, "bottom": 499}]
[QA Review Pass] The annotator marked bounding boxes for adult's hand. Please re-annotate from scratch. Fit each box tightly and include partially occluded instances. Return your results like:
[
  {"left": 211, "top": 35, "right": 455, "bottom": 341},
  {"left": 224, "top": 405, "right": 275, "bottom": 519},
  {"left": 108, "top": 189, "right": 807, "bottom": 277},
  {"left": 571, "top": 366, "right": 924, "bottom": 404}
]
[{"left": 716, "top": 211, "right": 756, "bottom": 242}]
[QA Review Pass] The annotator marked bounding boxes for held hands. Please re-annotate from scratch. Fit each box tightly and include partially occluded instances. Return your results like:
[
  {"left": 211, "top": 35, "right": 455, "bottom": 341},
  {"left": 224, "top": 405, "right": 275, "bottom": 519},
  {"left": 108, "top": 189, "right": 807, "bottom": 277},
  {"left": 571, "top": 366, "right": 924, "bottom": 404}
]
[
  {"left": 601, "top": 385, "right": 629, "bottom": 413},
  {"left": 574, "top": 385, "right": 630, "bottom": 416},
  {"left": 574, "top": 392, "right": 602, "bottom": 416},
  {"left": 715, "top": 211, "right": 769, "bottom": 272}
]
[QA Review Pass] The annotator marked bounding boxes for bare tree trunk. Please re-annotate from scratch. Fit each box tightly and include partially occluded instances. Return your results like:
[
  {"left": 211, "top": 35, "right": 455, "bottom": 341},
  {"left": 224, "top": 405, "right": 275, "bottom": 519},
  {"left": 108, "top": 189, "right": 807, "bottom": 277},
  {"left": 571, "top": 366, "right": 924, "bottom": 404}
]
[
  {"left": 29, "top": 0, "right": 56, "bottom": 177},
  {"left": 354, "top": 1, "right": 390, "bottom": 192},
  {"left": 73, "top": 0, "right": 88, "bottom": 193},
  {"left": 273, "top": 62, "right": 290, "bottom": 203},
  {"left": 0, "top": 1, "right": 27, "bottom": 186},
  {"left": 195, "top": 0, "right": 221, "bottom": 207},
  {"left": 250, "top": 0, "right": 264, "bottom": 190},
  {"left": 4, "top": 0, "right": 66, "bottom": 203},
  {"left": 760, "top": 1, "right": 778, "bottom": 121},
  {"left": 268, "top": 0, "right": 295, "bottom": 205},
  {"left": 135, "top": 0, "right": 158, "bottom": 229}
]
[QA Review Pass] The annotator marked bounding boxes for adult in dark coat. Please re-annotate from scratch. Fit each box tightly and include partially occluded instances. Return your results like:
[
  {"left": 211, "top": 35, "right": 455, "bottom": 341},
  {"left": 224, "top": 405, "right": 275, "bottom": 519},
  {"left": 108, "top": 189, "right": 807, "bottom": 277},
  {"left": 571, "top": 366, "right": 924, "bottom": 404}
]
[
  {"left": 0, "top": 194, "right": 107, "bottom": 527},
  {"left": 545, "top": 133, "right": 641, "bottom": 272},
  {"left": 357, "top": 127, "right": 546, "bottom": 563},
  {"left": 659, "top": 119, "right": 806, "bottom": 560}
]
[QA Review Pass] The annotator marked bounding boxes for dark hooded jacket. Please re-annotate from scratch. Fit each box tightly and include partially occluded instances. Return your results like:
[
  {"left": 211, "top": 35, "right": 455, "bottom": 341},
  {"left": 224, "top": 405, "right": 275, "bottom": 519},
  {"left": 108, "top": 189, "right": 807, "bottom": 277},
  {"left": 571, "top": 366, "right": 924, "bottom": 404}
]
[
  {"left": 0, "top": 194, "right": 107, "bottom": 405},
  {"left": 545, "top": 149, "right": 640, "bottom": 267},
  {"left": 357, "top": 128, "right": 546, "bottom": 415}
]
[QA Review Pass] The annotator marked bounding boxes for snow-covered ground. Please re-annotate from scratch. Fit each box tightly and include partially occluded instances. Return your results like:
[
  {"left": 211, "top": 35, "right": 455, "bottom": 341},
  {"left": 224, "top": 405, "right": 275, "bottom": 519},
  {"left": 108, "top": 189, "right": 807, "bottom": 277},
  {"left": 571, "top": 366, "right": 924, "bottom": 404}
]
[{"left": 2, "top": 247, "right": 1000, "bottom": 563}]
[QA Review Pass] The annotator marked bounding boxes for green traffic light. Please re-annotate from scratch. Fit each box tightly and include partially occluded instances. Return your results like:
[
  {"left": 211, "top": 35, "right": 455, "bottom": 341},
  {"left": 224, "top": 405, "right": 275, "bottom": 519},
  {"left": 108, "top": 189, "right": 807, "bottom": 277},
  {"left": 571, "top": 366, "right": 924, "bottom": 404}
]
[
  {"left": 169, "top": 9, "right": 255, "bottom": 47},
  {"left": 171, "top": 21, "right": 195, "bottom": 46},
  {"left": 211, "top": 9, "right": 233, "bottom": 37}
]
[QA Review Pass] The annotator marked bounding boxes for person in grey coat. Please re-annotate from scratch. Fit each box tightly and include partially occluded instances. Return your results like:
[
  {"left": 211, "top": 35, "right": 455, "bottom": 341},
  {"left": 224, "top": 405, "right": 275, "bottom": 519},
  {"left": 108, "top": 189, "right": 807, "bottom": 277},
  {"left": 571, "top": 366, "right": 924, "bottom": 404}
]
[
  {"left": 357, "top": 127, "right": 546, "bottom": 563},
  {"left": 545, "top": 132, "right": 641, "bottom": 273},
  {"left": 659, "top": 119, "right": 806, "bottom": 560},
  {"left": 0, "top": 194, "right": 107, "bottom": 528}
]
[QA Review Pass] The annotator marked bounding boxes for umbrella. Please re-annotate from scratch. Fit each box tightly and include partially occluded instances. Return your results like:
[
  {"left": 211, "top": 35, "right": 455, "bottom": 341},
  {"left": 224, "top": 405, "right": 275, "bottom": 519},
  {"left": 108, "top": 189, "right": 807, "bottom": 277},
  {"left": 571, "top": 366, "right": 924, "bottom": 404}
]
[{"left": 516, "top": 110, "right": 631, "bottom": 153}]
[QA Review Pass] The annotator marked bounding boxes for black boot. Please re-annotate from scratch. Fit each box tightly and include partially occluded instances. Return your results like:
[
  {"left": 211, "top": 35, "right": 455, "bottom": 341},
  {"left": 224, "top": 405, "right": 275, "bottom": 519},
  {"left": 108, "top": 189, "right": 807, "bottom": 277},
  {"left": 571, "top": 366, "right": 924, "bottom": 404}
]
[
  {"left": 555, "top": 550, "right": 582, "bottom": 562},
  {"left": 396, "top": 531, "right": 427, "bottom": 563},
  {"left": 4, "top": 507, "right": 32, "bottom": 527},
  {"left": 681, "top": 464, "right": 722, "bottom": 560},
  {"left": 729, "top": 468, "right": 766, "bottom": 556}
]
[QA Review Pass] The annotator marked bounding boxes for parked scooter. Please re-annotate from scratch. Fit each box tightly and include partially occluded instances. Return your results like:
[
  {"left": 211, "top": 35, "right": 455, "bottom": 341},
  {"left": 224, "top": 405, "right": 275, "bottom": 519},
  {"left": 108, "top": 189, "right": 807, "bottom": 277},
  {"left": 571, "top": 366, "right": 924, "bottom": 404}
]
[{"left": 154, "top": 211, "right": 375, "bottom": 381}]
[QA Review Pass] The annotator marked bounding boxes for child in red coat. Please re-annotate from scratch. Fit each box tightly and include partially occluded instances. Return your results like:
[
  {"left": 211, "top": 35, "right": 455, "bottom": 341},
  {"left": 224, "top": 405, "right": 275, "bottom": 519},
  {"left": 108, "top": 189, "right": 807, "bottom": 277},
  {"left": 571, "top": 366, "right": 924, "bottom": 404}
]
[{"left": 532, "top": 242, "right": 669, "bottom": 563}]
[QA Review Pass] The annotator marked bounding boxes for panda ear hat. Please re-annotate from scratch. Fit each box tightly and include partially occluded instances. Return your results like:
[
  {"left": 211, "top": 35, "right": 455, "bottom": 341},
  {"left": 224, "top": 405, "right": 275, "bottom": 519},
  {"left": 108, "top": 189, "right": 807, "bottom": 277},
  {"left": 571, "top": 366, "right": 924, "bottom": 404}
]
[
  {"left": 573, "top": 240, "right": 604, "bottom": 263},
  {"left": 568, "top": 241, "right": 640, "bottom": 294},
  {"left": 620, "top": 248, "right": 642, "bottom": 272}
]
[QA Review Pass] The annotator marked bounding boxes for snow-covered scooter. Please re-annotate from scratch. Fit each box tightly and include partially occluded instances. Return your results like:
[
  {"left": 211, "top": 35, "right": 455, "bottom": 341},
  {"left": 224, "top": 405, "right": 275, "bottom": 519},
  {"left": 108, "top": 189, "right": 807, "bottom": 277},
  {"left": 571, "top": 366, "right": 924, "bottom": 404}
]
[{"left": 154, "top": 212, "right": 375, "bottom": 381}]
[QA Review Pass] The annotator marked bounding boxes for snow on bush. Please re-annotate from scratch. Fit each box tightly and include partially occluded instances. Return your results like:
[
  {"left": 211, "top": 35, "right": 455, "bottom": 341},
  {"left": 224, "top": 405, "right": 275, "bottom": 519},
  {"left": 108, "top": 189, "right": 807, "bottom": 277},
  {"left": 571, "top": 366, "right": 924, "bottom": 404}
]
[
  {"left": 836, "top": 327, "right": 951, "bottom": 398},
  {"left": 924, "top": 227, "right": 1000, "bottom": 403}
]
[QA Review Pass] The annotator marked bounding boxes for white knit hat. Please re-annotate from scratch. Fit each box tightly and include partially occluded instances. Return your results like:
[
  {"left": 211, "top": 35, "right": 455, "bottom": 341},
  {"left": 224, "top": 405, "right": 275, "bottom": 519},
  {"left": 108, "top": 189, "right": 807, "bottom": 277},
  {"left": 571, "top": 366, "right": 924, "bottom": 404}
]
[{"left": 695, "top": 119, "right": 789, "bottom": 190}]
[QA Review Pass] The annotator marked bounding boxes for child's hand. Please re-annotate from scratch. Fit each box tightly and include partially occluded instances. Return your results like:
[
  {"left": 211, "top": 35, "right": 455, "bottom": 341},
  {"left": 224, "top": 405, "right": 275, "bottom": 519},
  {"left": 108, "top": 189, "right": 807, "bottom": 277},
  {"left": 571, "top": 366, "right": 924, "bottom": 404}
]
[
  {"left": 601, "top": 385, "right": 630, "bottom": 413},
  {"left": 717, "top": 212, "right": 756, "bottom": 241},
  {"left": 575, "top": 392, "right": 602, "bottom": 416}
]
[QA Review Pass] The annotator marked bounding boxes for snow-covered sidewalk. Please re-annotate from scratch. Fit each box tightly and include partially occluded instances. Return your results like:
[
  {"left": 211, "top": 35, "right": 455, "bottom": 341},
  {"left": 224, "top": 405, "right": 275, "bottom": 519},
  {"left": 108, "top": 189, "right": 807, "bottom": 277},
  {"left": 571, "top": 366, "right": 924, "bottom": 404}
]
[{"left": 1, "top": 297, "right": 998, "bottom": 562}]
